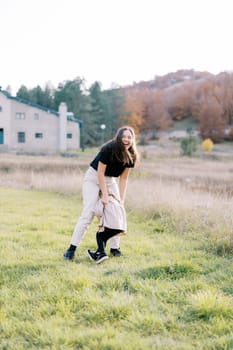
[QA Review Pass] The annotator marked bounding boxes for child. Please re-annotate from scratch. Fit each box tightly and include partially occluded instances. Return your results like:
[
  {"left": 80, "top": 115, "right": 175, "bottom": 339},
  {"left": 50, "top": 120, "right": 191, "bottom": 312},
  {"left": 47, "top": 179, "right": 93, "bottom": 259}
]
[{"left": 87, "top": 192, "right": 127, "bottom": 264}]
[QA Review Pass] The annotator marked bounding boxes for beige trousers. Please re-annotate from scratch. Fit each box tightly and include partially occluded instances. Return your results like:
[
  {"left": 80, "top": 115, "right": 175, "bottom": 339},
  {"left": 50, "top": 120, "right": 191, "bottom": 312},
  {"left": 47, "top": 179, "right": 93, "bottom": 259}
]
[{"left": 70, "top": 166, "right": 120, "bottom": 249}]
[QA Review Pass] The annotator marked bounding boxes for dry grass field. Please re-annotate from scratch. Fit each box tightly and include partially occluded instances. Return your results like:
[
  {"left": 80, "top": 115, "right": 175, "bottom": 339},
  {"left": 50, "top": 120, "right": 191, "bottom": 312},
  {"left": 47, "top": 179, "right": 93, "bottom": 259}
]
[{"left": 1, "top": 142, "right": 233, "bottom": 211}]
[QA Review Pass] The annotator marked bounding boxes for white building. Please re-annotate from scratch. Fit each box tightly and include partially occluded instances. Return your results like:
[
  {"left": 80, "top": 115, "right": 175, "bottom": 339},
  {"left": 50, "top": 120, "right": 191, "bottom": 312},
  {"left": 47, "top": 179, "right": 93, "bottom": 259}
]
[{"left": 0, "top": 89, "right": 82, "bottom": 152}]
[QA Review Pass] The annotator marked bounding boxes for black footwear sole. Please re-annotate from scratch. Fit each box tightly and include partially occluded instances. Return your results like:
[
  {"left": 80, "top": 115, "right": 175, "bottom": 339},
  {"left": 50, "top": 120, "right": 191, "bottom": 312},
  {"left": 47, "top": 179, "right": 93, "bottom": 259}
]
[{"left": 96, "top": 255, "right": 109, "bottom": 264}]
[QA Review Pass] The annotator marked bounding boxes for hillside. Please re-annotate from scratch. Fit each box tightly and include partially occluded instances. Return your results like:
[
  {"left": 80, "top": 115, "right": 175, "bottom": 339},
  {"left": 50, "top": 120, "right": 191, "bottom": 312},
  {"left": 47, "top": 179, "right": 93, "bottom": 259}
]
[
  {"left": 123, "top": 69, "right": 214, "bottom": 91},
  {"left": 121, "top": 69, "right": 233, "bottom": 142}
]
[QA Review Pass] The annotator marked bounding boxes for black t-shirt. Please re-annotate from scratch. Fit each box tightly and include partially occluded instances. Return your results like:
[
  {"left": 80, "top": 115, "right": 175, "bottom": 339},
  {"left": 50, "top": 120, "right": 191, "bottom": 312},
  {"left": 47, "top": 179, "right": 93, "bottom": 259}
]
[{"left": 90, "top": 144, "right": 134, "bottom": 177}]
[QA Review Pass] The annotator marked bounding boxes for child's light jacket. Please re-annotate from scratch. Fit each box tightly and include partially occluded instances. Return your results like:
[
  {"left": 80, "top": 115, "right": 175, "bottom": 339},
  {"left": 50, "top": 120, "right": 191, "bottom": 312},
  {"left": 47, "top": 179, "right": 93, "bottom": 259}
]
[{"left": 94, "top": 194, "right": 127, "bottom": 233}]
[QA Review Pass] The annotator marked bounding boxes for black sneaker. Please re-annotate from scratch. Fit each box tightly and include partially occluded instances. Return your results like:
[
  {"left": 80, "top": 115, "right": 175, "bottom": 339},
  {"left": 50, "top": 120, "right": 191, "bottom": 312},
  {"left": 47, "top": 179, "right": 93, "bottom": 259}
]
[
  {"left": 64, "top": 250, "right": 75, "bottom": 260},
  {"left": 87, "top": 249, "right": 98, "bottom": 262},
  {"left": 87, "top": 250, "right": 108, "bottom": 264},
  {"left": 96, "top": 253, "right": 108, "bottom": 264},
  {"left": 110, "top": 248, "right": 122, "bottom": 257}
]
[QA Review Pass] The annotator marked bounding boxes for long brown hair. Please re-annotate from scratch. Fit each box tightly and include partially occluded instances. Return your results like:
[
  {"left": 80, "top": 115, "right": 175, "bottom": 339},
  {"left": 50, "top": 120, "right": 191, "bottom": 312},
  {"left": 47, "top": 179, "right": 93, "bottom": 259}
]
[{"left": 102, "top": 126, "right": 139, "bottom": 165}]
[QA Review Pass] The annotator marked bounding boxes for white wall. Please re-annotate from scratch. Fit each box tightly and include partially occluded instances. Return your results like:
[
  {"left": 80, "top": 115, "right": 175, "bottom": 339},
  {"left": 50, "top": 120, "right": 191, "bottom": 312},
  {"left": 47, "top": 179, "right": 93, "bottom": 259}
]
[
  {"left": 0, "top": 92, "right": 80, "bottom": 152},
  {"left": 0, "top": 93, "right": 11, "bottom": 147}
]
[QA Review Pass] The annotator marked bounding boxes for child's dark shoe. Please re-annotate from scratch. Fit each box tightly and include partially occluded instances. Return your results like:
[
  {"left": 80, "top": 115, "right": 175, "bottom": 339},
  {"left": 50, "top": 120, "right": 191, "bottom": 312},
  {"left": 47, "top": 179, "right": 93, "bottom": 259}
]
[{"left": 110, "top": 248, "right": 122, "bottom": 257}]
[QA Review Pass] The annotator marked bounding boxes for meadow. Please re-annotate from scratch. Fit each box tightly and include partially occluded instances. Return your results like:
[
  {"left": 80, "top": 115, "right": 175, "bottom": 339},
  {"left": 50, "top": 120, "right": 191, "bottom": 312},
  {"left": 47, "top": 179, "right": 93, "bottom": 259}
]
[{"left": 0, "top": 141, "right": 233, "bottom": 349}]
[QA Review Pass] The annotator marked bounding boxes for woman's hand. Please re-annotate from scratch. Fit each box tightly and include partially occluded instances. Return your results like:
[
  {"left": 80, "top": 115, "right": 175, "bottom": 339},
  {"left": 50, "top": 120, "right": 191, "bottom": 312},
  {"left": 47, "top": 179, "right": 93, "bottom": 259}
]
[{"left": 101, "top": 194, "right": 109, "bottom": 205}]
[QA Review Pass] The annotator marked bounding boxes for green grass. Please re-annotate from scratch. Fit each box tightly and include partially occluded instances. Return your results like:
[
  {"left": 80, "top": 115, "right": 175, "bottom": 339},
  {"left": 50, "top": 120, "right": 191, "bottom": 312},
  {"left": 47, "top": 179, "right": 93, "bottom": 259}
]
[{"left": 1, "top": 187, "right": 233, "bottom": 349}]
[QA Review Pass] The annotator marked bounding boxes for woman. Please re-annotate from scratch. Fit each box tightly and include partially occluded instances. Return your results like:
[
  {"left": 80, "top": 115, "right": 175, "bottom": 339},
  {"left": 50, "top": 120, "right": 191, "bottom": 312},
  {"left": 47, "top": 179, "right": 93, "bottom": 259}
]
[{"left": 63, "top": 125, "right": 139, "bottom": 261}]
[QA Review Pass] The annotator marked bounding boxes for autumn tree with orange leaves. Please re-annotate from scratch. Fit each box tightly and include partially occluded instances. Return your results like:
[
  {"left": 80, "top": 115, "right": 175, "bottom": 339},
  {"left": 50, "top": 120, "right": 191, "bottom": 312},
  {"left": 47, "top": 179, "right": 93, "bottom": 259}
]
[
  {"left": 121, "top": 88, "right": 171, "bottom": 138},
  {"left": 216, "top": 73, "right": 233, "bottom": 126},
  {"left": 119, "top": 88, "right": 143, "bottom": 135},
  {"left": 166, "top": 83, "right": 199, "bottom": 121},
  {"left": 140, "top": 89, "right": 172, "bottom": 138},
  {"left": 199, "top": 95, "right": 225, "bottom": 143}
]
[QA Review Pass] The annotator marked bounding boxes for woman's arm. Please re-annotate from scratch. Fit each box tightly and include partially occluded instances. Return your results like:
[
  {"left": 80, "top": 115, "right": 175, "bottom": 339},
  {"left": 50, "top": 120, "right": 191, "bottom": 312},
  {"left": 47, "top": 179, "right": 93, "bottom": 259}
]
[
  {"left": 119, "top": 168, "right": 130, "bottom": 203},
  {"left": 97, "top": 161, "right": 109, "bottom": 205}
]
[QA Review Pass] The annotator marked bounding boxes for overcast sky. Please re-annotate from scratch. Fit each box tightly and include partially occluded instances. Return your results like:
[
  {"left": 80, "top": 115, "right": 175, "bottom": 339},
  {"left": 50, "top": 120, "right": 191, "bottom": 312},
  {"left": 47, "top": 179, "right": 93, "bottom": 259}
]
[{"left": 1, "top": 0, "right": 233, "bottom": 94}]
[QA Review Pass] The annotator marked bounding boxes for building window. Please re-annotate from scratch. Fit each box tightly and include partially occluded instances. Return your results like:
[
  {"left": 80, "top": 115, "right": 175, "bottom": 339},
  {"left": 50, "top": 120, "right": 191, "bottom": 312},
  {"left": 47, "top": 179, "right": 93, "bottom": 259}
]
[
  {"left": 34, "top": 113, "right": 39, "bottom": 120},
  {"left": 67, "top": 133, "right": 73, "bottom": 139},
  {"left": 16, "top": 112, "right": 25, "bottom": 119},
  {"left": 18, "top": 132, "right": 25, "bottom": 143},
  {"left": 35, "top": 133, "right": 43, "bottom": 139},
  {"left": 0, "top": 128, "right": 4, "bottom": 144}
]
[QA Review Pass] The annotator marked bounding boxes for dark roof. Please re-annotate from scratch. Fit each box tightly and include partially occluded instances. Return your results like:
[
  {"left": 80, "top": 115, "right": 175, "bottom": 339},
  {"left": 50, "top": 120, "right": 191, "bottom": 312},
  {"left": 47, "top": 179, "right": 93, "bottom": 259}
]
[{"left": 0, "top": 89, "right": 82, "bottom": 125}]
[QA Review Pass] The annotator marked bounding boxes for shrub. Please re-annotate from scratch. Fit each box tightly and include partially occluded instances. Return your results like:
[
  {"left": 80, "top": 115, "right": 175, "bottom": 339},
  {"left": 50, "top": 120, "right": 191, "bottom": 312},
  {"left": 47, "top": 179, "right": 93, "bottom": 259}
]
[
  {"left": 180, "top": 136, "right": 198, "bottom": 156},
  {"left": 202, "top": 138, "right": 214, "bottom": 151}
]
